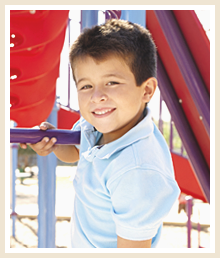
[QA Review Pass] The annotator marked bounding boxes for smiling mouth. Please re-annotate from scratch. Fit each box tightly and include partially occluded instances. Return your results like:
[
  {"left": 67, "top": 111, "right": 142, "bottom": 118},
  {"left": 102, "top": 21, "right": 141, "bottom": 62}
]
[{"left": 92, "top": 108, "right": 115, "bottom": 116}]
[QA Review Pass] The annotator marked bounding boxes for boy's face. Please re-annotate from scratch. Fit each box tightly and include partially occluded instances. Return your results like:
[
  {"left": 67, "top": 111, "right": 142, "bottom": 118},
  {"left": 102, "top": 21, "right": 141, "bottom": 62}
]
[{"left": 74, "top": 55, "right": 155, "bottom": 144}]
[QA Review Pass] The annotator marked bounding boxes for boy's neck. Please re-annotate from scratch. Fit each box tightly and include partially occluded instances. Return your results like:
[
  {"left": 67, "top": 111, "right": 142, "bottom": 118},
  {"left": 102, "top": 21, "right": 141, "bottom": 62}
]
[{"left": 97, "top": 108, "right": 147, "bottom": 146}]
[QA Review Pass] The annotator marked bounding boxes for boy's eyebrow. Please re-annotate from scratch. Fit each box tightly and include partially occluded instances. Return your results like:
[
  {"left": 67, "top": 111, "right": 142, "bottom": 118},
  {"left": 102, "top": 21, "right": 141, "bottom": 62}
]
[
  {"left": 102, "top": 73, "right": 125, "bottom": 79},
  {"left": 76, "top": 73, "right": 125, "bottom": 85},
  {"left": 76, "top": 78, "right": 87, "bottom": 85}
]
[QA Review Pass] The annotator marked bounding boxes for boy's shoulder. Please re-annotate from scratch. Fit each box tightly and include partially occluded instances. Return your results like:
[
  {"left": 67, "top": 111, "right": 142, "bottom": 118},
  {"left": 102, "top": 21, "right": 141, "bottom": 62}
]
[
  {"left": 108, "top": 127, "right": 172, "bottom": 173},
  {"left": 104, "top": 118, "right": 175, "bottom": 184},
  {"left": 105, "top": 133, "right": 177, "bottom": 193}
]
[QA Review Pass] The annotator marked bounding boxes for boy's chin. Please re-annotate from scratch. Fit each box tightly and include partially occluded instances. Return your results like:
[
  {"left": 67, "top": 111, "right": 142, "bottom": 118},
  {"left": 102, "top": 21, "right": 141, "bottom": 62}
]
[{"left": 94, "top": 127, "right": 112, "bottom": 134}]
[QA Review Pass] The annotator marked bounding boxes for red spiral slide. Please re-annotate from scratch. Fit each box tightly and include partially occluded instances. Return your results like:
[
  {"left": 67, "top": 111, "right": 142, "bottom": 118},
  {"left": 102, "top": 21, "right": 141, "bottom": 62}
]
[{"left": 10, "top": 10, "right": 80, "bottom": 129}]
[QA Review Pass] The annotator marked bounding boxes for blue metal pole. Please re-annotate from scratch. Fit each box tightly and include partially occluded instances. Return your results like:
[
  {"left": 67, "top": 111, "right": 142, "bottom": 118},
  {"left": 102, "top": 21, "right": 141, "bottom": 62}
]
[
  {"left": 37, "top": 155, "right": 47, "bottom": 247},
  {"left": 38, "top": 101, "right": 58, "bottom": 248},
  {"left": 11, "top": 141, "right": 18, "bottom": 237},
  {"left": 45, "top": 101, "right": 57, "bottom": 248},
  {"left": 120, "top": 10, "right": 146, "bottom": 27},
  {"left": 81, "top": 10, "right": 98, "bottom": 31}
]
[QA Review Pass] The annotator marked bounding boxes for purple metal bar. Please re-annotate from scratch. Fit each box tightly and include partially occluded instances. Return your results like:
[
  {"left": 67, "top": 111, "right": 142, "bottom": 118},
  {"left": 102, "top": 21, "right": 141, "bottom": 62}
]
[
  {"left": 186, "top": 197, "right": 193, "bottom": 248},
  {"left": 157, "top": 56, "right": 210, "bottom": 203},
  {"left": 155, "top": 11, "right": 210, "bottom": 136},
  {"left": 10, "top": 128, "right": 81, "bottom": 145},
  {"left": 67, "top": 18, "right": 71, "bottom": 108},
  {"left": 170, "top": 120, "right": 173, "bottom": 152},
  {"left": 158, "top": 93, "right": 163, "bottom": 134},
  {"left": 181, "top": 143, "right": 184, "bottom": 156},
  {"left": 198, "top": 215, "right": 201, "bottom": 248},
  {"left": 105, "top": 10, "right": 122, "bottom": 20}
]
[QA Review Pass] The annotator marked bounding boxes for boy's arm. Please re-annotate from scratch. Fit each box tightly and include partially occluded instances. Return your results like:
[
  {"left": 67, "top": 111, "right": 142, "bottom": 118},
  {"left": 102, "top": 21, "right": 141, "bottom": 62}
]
[
  {"left": 117, "top": 236, "right": 152, "bottom": 248},
  {"left": 53, "top": 144, "right": 79, "bottom": 163},
  {"left": 20, "top": 122, "right": 79, "bottom": 163}
]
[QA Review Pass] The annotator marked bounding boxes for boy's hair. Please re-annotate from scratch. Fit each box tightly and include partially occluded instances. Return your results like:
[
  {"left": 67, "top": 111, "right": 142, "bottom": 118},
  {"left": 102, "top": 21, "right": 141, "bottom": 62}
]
[{"left": 69, "top": 19, "right": 157, "bottom": 86}]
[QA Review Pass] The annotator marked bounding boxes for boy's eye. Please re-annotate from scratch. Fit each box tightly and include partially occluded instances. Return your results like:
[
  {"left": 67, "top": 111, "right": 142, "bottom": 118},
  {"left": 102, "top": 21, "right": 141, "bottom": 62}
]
[
  {"left": 106, "top": 81, "right": 119, "bottom": 86},
  {"left": 80, "top": 85, "right": 92, "bottom": 90}
]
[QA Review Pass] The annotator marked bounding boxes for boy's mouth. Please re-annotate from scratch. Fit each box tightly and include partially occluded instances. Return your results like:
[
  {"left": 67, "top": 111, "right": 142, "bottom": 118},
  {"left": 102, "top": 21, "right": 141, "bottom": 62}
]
[{"left": 92, "top": 108, "right": 116, "bottom": 117}]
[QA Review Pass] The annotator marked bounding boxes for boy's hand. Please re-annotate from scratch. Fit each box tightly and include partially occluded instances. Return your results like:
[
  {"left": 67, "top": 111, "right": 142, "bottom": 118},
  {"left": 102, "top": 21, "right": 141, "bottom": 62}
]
[{"left": 20, "top": 122, "right": 58, "bottom": 156}]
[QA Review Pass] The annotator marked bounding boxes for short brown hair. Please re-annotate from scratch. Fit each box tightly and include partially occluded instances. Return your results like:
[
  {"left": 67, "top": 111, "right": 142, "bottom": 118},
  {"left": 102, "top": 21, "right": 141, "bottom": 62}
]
[{"left": 69, "top": 19, "right": 157, "bottom": 86}]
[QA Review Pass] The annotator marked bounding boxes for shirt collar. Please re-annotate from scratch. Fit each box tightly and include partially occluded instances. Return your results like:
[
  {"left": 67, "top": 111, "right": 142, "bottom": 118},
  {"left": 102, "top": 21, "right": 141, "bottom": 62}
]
[{"left": 81, "top": 107, "right": 154, "bottom": 160}]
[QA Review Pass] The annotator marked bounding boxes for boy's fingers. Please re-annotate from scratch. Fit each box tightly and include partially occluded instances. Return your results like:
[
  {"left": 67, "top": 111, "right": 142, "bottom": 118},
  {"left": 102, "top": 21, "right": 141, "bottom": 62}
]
[
  {"left": 39, "top": 122, "right": 48, "bottom": 130},
  {"left": 39, "top": 122, "right": 56, "bottom": 130},
  {"left": 39, "top": 144, "right": 58, "bottom": 156},
  {"left": 20, "top": 143, "right": 27, "bottom": 149},
  {"left": 46, "top": 142, "right": 59, "bottom": 154},
  {"left": 41, "top": 137, "right": 57, "bottom": 151},
  {"left": 32, "top": 125, "right": 40, "bottom": 129},
  {"left": 29, "top": 137, "right": 57, "bottom": 153},
  {"left": 29, "top": 137, "right": 50, "bottom": 151}
]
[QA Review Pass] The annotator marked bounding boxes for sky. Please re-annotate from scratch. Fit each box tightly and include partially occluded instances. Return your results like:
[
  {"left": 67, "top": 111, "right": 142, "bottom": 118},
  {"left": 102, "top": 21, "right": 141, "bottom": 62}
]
[{"left": 56, "top": 9, "right": 210, "bottom": 122}]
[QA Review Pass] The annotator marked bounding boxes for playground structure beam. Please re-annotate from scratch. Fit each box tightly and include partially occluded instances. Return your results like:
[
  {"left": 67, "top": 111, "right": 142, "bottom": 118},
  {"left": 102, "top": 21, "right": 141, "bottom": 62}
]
[
  {"left": 121, "top": 10, "right": 146, "bottom": 27},
  {"left": 37, "top": 102, "right": 58, "bottom": 248},
  {"left": 81, "top": 10, "right": 98, "bottom": 31},
  {"left": 154, "top": 10, "right": 210, "bottom": 137},
  {"left": 10, "top": 128, "right": 81, "bottom": 145},
  {"left": 157, "top": 56, "right": 210, "bottom": 203}
]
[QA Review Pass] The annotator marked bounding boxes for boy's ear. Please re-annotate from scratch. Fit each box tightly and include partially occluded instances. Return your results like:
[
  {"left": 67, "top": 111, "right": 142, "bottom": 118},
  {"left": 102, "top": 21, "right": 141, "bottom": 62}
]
[{"left": 142, "top": 77, "right": 157, "bottom": 103}]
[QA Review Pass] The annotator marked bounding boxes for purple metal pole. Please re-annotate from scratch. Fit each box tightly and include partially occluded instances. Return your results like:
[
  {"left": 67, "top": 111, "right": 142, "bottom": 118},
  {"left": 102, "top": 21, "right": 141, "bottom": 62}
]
[
  {"left": 154, "top": 11, "right": 210, "bottom": 136},
  {"left": 181, "top": 143, "right": 184, "bottom": 156},
  {"left": 158, "top": 93, "right": 163, "bottom": 134},
  {"left": 10, "top": 128, "right": 81, "bottom": 145},
  {"left": 105, "top": 10, "right": 121, "bottom": 20},
  {"left": 186, "top": 196, "right": 193, "bottom": 248},
  {"left": 157, "top": 56, "right": 210, "bottom": 203},
  {"left": 170, "top": 120, "right": 173, "bottom": 152},
  {"left": 197, "top": 209, "right": 202, "bottom": 248},
  {"left": 67, "top": 18, "right": 71, "bottom": 108}
]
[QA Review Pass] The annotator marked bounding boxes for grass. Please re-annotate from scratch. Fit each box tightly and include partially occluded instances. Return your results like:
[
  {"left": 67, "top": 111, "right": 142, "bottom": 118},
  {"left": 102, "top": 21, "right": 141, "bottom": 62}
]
[{"left": 154, "top": 120, "right": 188, "bottom": 157}]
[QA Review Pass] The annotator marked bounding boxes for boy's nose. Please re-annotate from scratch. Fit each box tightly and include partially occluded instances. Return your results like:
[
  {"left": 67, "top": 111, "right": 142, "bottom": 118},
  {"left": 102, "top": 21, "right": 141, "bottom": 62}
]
[{"left": 91, "top": 90, "right": 108, "bottom": 103}]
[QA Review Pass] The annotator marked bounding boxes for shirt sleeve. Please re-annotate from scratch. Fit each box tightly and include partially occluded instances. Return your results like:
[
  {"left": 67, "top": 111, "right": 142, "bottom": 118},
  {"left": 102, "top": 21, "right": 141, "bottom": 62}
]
[
  {"left": 72, "top": 119, "right": 81, "bottom": 150},
  {"left": 108, "top": 168, "right": 180, "bottom": 241}
]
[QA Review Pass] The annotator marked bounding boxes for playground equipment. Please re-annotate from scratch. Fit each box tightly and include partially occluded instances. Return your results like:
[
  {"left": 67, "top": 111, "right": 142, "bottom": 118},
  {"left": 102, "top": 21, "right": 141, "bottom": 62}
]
[
  {"left": 10, "top": 128, "right": 80, "bottom": 145},
  {"left": 146, "top": 10, "right": 210, "bottom": 204},
  {"left": 10, "top": 10, "right": 80, "bottom": 128},
  {"left": 10, "top": 10, "right": 210, "bottom": 248}
]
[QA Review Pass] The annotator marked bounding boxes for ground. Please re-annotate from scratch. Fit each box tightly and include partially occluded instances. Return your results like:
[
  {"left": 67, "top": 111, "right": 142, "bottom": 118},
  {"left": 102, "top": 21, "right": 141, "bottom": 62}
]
[
  {"left": 10, "top": 217, "right": 210, "bottom": 249},
  {"left": 9, "top": 166, "right": 211, "bottom": 249}
]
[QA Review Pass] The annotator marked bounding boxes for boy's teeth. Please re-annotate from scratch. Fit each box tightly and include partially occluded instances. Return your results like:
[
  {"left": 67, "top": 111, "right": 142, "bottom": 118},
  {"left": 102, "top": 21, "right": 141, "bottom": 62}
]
[{"left": 94, "top": 109, "right": 111, "bottom": 115}]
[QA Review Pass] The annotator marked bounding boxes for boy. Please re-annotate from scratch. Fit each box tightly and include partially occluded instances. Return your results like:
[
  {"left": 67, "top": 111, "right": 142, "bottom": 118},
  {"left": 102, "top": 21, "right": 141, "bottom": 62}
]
[{"left": 21, "top": 19, "right": 180, "bottom": 248}]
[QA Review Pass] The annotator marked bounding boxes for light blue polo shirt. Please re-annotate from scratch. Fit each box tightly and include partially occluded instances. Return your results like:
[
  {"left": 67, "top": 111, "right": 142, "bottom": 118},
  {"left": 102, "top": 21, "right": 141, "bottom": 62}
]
[{"left": 70, "top": 108, "right": 180, "bottom": 248}]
